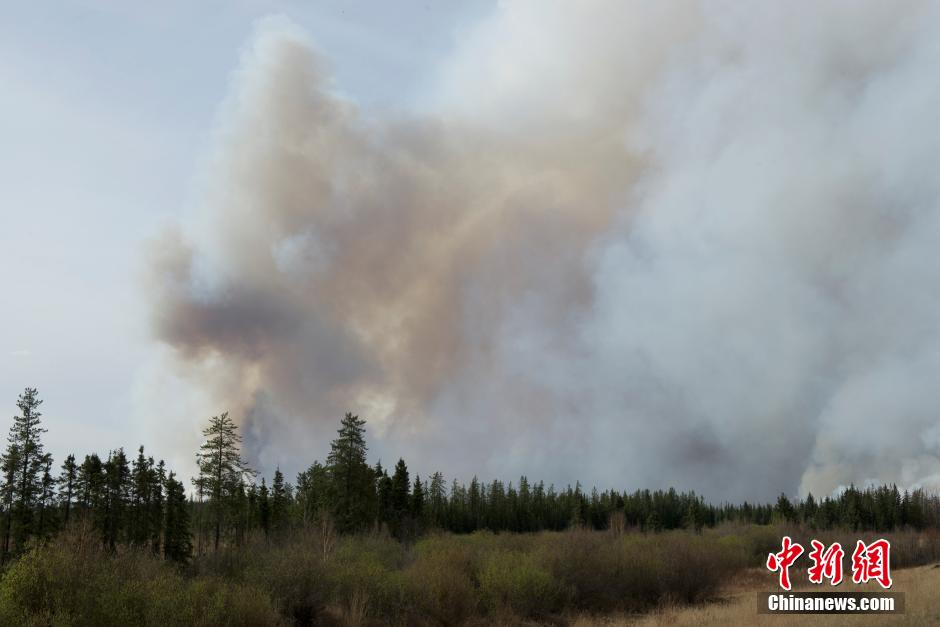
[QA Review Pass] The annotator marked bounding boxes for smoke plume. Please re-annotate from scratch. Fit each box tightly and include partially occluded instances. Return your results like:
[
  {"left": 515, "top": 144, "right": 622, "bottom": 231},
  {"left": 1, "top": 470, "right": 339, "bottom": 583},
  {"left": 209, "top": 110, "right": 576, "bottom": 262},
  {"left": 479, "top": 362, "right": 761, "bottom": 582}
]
[{"left": 146, "top": 2, "right": 940, "bottom": 501}]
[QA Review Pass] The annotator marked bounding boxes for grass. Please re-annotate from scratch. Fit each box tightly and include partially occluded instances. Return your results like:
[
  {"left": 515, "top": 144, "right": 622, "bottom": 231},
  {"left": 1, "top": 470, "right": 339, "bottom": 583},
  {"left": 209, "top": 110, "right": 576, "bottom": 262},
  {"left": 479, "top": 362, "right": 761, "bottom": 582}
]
[
  {"left": 1, "top": 522, "right": 939, "bottom": 625},
  {"left": 617, "top": 563, "right": 940, "bottom": 626}
]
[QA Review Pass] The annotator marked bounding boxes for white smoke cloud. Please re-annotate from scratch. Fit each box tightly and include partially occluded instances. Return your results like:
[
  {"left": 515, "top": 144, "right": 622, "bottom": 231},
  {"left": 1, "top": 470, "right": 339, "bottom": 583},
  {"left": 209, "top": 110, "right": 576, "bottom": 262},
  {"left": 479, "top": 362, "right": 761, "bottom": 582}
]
[{"left": 144, "top": 2, "right": 940, "bottom": 501}]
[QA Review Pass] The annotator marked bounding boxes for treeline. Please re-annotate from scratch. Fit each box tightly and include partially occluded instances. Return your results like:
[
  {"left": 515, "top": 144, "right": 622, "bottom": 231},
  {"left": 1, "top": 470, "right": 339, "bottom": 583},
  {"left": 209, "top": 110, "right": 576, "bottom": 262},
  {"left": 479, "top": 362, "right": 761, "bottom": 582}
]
[
  {"left": 0, "top": 388, "right": 190, "bottom": 563},
  {"left": 190, "top": 410, "right": 940, "bottom": 549},
  {"left": 5, "top": 387, "right": 940, "bottom": 564},
  {"left": 717, "top": 486, "right": 940, "bottom": 531}
]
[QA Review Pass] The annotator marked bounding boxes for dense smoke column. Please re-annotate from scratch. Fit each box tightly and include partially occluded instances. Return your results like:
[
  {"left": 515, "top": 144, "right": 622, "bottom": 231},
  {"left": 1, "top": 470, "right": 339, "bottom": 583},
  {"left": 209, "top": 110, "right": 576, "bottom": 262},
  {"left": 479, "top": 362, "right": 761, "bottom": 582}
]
[{"left": 147, "top": 3, "right": 940, "bottom": 501}]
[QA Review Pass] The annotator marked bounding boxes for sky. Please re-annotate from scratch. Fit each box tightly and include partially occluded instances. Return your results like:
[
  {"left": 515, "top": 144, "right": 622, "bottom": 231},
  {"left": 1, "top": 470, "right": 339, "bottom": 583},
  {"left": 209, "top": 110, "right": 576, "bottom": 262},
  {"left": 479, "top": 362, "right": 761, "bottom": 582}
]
[
  {"left": 0, "top": 0, "right": 493, "bottom": 475},
  {"left": 5, "top": 1, "right": 940, "bottom": 503}
]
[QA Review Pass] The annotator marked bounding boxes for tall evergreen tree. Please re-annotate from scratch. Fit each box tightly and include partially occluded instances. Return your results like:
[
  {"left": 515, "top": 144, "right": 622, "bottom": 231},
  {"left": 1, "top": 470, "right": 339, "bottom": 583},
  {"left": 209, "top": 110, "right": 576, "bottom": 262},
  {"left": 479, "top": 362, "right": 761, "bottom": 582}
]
[
  {"left": 101, "top": 449, "right": 130, "bottom": 550},
  {"left": 0, "top": 444, "right": 18, "bottom": 558},
  {"left": 428, "top": 471, "right": 446, "bottom": 528},
  {"left": 58, "top": 454, "right": 77, "bottom": 525},
  {"left": 258, "top": 478, "right": 271, "bottom": 537},
  {"left": 271, "top": 468, "right": 289, "bottom": 536},
  {"left": 163, "top": 472, "right": 192, "bottom": 563},
  {"left": 3, "top": 388, "right": 48, "bottom": 553},
  {"left": 326, "top": 413, "right": 375, "bottom": 532},
  {"left": 193, "top": 412, "right": 252, "bottom": 551},
  {"left": 36, "top": 455, "right": 55, "bottom": 539},
  {"left": 376, "top": 462, "right": 393, "bottom": 530},
  {"left": 149, "top": 460, "right": 166, "bottom": 554},
  {"left": 411, "top": 476, "right": 425, "bottom": 520}
]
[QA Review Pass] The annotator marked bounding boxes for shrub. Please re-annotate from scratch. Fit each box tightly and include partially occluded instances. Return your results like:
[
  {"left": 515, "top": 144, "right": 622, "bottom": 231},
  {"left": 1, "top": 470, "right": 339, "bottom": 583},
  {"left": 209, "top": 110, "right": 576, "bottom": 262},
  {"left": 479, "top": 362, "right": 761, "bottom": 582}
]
[
  {"left": 0, "top": 528, "right": 281, "bottom": 627},
  {"left": 404, "top": 537, "right": 480, "bottom": 625},
  {"left": 478, "top": 550, "right": 568, "bottom": 618}
]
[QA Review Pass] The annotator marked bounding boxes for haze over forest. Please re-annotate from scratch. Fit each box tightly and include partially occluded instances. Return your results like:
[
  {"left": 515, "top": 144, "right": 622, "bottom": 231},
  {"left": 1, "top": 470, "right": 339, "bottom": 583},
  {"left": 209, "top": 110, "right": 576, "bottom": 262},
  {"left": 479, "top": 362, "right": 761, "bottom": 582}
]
[{"left": 6, "top": 1, "right": 940, "bottom": 502}]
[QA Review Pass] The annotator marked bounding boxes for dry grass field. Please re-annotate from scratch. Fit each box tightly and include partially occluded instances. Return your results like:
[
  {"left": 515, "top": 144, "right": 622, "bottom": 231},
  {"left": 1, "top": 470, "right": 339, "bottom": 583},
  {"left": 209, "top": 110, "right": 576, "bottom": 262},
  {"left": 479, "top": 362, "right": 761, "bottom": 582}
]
[{"left": 570, "top": 564, "right": 940, "bottom": 626}]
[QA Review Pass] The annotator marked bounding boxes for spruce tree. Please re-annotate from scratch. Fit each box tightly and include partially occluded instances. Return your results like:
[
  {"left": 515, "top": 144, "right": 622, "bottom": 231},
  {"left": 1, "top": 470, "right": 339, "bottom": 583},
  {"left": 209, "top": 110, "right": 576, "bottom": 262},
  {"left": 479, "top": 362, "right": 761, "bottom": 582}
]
[
  {"left": 149, "top": 460, "right": 166, "bottom": 554},
  {"left": 259, "top": 478, "right": 271, "bottom": 537},
  {"left": 326, "top": 413, "right": 375, "bottom": 532},
  {"left": 376, "top": 463, "right": 393, "bottom": 530},
  {"left": 271, "top": 468, "right": 288, "bottom": 535},
  {"left": 411, "top": 476, "right": 425, "bottom": 520},
  {"left": 163, "top": 472, "right": 192, "bottom": 563}
]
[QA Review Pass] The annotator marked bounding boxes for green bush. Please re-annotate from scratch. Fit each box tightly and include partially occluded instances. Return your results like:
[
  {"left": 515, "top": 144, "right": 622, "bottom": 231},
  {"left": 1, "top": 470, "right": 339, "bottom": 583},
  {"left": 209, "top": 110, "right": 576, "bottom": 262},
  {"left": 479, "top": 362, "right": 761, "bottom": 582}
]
[
  {"left": 478, "top": 550, "right": 567, "bottom": 618},
  {"left": 404, "top": 537, "right": 480, "bottom": 624},
  {"left": 0, "top": 529, "right": 281, "bottom": 627}
]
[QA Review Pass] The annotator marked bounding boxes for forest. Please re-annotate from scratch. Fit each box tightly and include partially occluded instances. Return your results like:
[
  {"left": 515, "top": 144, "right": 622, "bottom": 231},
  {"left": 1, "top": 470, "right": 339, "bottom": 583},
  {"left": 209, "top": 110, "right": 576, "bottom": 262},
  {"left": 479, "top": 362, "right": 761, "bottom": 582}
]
[{"left": 2, "top": 386, "right": 939, "bottom": 625}]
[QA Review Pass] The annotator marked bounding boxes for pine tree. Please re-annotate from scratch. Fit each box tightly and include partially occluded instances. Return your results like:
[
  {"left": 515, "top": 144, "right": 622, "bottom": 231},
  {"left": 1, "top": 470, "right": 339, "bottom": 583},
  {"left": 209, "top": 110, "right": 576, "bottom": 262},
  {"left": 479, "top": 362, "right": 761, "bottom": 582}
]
[
  {"left": 3, "top": 388, "right": 48, "bottom": 553},
  {"left": 326, "top": 413, "right": 375, "bottom": 532},
  {"left": 36, "top": 455, "right": 55, "bottom": 539},
  {"left": 101, "top": 449, "right": 130, "bottom": 550},
  {"left": 193, "top": 412, "right": 252, "bottom": 551},
  {"left": 58, "top": 454, "right": 77, "bottom": 525},
  {"left": 0, "top": 444, "right": 18, "bottom": 559}
]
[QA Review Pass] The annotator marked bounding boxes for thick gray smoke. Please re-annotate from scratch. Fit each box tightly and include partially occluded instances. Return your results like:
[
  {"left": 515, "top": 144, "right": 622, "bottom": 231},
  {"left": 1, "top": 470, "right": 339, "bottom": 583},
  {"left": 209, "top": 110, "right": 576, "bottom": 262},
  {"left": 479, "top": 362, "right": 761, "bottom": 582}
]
[{"left": 146, "top": 3, "right": 940, "bottom": 501}]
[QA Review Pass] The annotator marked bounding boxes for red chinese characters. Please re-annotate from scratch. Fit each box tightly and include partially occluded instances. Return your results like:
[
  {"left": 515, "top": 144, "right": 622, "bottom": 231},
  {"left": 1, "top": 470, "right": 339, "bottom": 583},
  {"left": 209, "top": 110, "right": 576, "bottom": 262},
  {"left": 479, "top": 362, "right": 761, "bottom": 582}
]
[
  {"left": 807, "top": 540, "right": 844, "bottom": 585},
  {"left": 767, "top": 536, "right": 893, "bottom": 590},
  {"left": 766, "top": 535, "right": 804, "bottom": 590},
  {"left": 851, "top": 539, "right": 892, "bottom": 588}
]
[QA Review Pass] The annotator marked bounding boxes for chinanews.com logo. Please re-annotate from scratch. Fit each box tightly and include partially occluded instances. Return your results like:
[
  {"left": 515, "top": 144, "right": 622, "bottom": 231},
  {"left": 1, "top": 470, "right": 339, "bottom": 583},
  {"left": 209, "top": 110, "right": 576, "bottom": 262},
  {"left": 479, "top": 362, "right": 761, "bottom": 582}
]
[{"left": 759, "top": 536, "right": 904, "bottom": 615}]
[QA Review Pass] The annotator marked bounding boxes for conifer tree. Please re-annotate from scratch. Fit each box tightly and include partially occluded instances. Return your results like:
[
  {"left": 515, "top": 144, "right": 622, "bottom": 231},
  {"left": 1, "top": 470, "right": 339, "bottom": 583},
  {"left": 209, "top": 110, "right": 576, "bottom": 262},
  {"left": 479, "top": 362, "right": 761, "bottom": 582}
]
[
  {"left": 193, "top": 412, "right": 252, "bottom": 551},
  {"left": 259, "top": 478, "right": 271, "bottom": 537},
  {"left": 326, "top": 413, "right": 375, "bottom": 532},
  {"left": 411, "top": 475, "right": 425, "bottom": 520},
  {"left": 58, "top": 454, "right": 77, "bottom": 525},
  {"left": 391, "top": 459, "right": 410, "bottom": 515},
  {"left": 163, "top": 472, "right": 191, "bottom": 563},
  {"left": 130, "top": 446, "right": 152, "bottom": 546},
  {"left": 36, "top": 455, "right": 55, "bottom": 538},
  {"left": 428, "top": 471, "right": 446, "bottom": 528},
  {"left": 376, "top": 463, "right": 393, "bottom": 530},
  {"left": 149, "top": 460, "right": 166, "bottom": 554},
  {"left": 0, "top": 444, "right": 18, "bottom": 558},
  {"left": 3, "top": 388, "right": 48, "bottom": 552},
  {"left": 271, "top": 468, "right": 288, "bottom": 535},
  {"left": 101, "top": 449, "right": 130, "bottom": 550}
]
